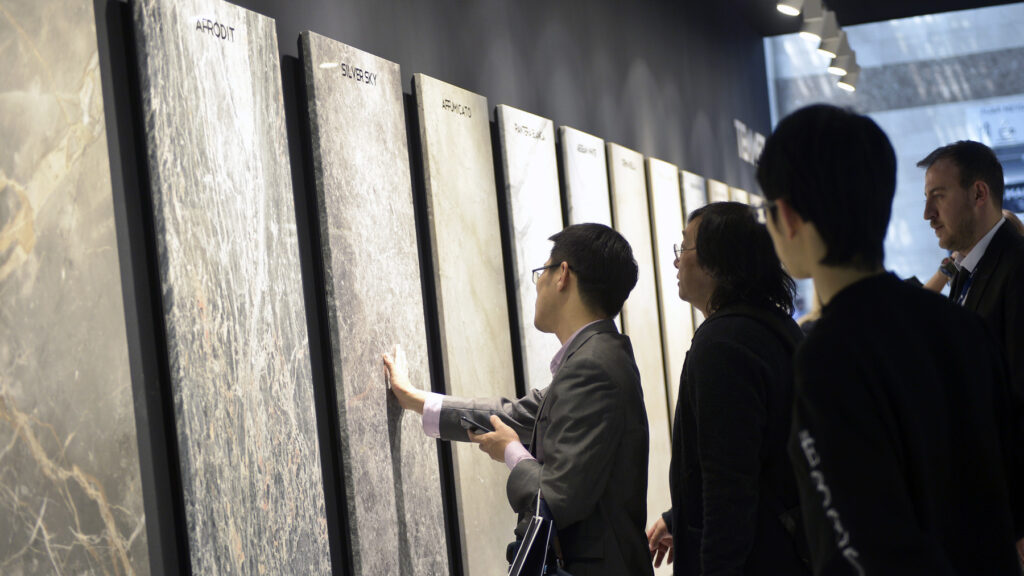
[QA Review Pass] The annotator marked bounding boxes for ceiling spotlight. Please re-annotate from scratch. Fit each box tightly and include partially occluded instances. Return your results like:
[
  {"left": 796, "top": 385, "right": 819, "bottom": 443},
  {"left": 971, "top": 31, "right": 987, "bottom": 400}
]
[
  {"left": 837, "top": 63, "right": 861, "bottom": 92},
  {"left": 800, "top": 6, "right": 834, "bottom": 42},
  {"left": 819, "top": 28, "right": 849, "bottom": 59},
  {"left": 828, "top": 50, "right": 856, "bottom": 76},
  {"left": 777, "top": 0, "right": 803, "bottom": 16}
]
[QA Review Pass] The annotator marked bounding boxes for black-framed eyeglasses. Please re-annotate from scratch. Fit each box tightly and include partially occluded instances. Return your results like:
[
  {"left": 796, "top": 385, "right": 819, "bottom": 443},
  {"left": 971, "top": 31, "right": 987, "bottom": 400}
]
[
  {"left": 750, "top": 198, "right": 778, "bottom": 224},
  {"left": 673, "top": 243, "right": 696, "bottom": 259},
  {"left": 531, "top": 264, "right": 560, "bottom": 284}
]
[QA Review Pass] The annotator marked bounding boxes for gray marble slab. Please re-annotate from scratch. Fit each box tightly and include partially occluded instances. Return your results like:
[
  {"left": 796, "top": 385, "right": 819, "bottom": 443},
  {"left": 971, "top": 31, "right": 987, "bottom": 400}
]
[
  {"left": 0, "top": 1, "right": 150, "bottom": 573},
  {"left": 707, "top": 178, "right": 731, "bottom": 204},
  {"left": 496, "top": 105, "right": 564, "bottom": 391},
  {"left": 606, "top": 144, "right": 672, "bottom": 560},
  {"left": 647, "top": 158, "right": 693, "bottom": 430},
  {"left": 560, "top": 126, "right": 613, "bottom": 227},
  {"left": 300, "top": 32, "right": 448, "bottom": 576},
  {"left": 414, "top": 73, "right": 518, "bottom": 576},
  {"left": 131, "top": 0, "right": 331, "bottom": 573}
]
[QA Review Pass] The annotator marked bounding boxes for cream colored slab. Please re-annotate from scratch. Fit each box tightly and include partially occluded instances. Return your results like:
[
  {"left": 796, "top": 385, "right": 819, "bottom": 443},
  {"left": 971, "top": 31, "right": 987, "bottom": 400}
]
[
  {"left": 414, "top": 73, "right": 517, "bottom": 576},
  {"left": 648, "top": 158, "right": 693, "bottom": 428},
  {"left": 606, "top": 143, "right": 672, "bottom": 555},
  {"left": 497, "top": 105, "right": 564, "bottom": 391},
  {"left": 707, "top": 178, "right": 731, "bottom": 204},
  {"left": 560, "top": 126, "right": 612, "bottom": 226},
  {"left": 730, "top": 186, "right": 751, "bottom": 204}
]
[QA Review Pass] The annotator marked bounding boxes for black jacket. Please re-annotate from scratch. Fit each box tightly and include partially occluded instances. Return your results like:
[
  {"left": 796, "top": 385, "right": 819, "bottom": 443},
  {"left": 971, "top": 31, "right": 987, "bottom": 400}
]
[
  {"left": 793, "top": 273, "right": 1022, "bottom": 574},
  {"left": 439, "top": 319, "right": 654, "bottom": 576},
  {"left": 666, "top": 303, "right": 809, "bottom": 576},
  {"left": 954, "top": 221, "right": 1024, "bottom": 397}
]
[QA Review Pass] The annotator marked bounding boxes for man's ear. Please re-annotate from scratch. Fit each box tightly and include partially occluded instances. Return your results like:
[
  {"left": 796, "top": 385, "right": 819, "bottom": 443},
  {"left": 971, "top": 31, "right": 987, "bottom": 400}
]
[
  {"left": 556, "top": 261, "right": 570, "bottom": 291},
  {"left": 972, "top": 180, "right": 991, "bottom": 207},
  {"left": 775, "top": 198, "right": 803, "bottom": 240}
]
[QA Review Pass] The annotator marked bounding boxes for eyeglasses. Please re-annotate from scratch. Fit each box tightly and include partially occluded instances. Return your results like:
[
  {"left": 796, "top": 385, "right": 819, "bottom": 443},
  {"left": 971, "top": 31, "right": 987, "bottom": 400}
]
[
  {"left": 673, "top": 243, "right": 696, "bottom": 259},
  {"left": 532, "top": 264, "right": 560, "bottom": 284}
]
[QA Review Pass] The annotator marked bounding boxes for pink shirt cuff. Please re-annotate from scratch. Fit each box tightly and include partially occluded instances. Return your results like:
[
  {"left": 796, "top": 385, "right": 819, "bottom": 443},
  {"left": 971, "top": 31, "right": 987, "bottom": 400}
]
[
  {"left": 421, "top": 392, "right": 444, "bottom": 438},
  {"left": 504, "top": 441, "right": 535, "bottom": 471}
]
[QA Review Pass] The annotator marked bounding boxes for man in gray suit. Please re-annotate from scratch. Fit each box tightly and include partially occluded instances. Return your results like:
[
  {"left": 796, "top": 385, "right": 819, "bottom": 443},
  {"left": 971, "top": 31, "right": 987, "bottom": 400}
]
[{"left": 384, "top": 223, "right": 653, "bottom": 576}]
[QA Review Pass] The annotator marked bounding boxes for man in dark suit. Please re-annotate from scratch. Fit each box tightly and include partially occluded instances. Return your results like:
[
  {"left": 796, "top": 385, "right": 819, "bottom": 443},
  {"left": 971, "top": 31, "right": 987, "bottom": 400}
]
[
  {"left": 384, "top": 223, "right": 654, "bottom": 576},
  {"left": 919, "top": 141, "right": 1024, "bottom": 400}
]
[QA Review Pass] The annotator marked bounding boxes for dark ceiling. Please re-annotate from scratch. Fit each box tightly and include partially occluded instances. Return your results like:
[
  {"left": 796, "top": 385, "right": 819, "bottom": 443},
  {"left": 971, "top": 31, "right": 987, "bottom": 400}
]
[{"left": 744, "top": 0, "right": 1024, "bottom": 36}]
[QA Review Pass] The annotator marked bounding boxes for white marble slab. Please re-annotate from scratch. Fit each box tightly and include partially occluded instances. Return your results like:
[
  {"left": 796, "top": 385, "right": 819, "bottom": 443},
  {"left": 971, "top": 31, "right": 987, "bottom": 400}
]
[
  {"left": 0, "top": 1, "right": 149, "bottom": 572},
  {"left": 414, "top": 73, "right": 518, "bottom": 576},
  {"left": 730, "top": 186, "right": 751, "bottom": 205},
  {"left": 132, "top": 0, "right": 331, "bottom": 572},
  {"left": 560, "top": 126, "right": 613, "bottom": 227},
  {"left": 647, "top": 158, "right": 693, "bottom": 432},
  {"left": 707, "top": 178, "right": 731, "bottom": 204},
  {"left": 496, "top": 104, "right": 564, "bottom": 391},
  {"left": 606, "top": 143, "right": 672, "bottom": 555},
  {"left": 681, "top": 171, "right": 708, "bottom": 356},
  {"left": 301, "top": 32, "right": 448, "bottom": 575}
]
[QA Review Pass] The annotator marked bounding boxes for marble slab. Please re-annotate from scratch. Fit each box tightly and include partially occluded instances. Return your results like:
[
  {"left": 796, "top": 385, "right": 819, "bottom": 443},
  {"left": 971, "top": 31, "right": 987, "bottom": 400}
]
[
  {"left": 606, "top": 143, "right": 672, "bottom": 556},
  {"left": 707, "top": 178, "right": 731, "bottom": 204},
  {"left": 559, "top": 126, "right": 613, "bottom": 227},
  {"left": 647, "top": 158, "right": 693, "bottom": 430},
  {"left": 414, "top": 73, "right": 518, "bottom": 576},
  {"left": 496, "top": 105, "right": 564, "bottom": 391},
  {"left": 0, "top": 0, "right": 150, "bottom": 572},
  {"left": 681, "top": 171, "right": 708, "bottom": 363},
  {"left": 131, "top": 0, "right": 331, "bottom": 573},
  {"left": 301, "top": 32, "right": 448, "bottom": 575},
  {"left": 730, "top": 186, "right": 751, "bottom": 205}
]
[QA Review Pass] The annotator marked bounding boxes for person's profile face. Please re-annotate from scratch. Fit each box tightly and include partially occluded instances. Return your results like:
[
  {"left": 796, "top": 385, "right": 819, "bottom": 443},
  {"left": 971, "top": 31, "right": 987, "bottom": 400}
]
[
  {"left": 923, "top": 158, "right": 978, "bottom": 252},
  {"left": 675, "top": 218, "right": 712, "bottom": 305}
]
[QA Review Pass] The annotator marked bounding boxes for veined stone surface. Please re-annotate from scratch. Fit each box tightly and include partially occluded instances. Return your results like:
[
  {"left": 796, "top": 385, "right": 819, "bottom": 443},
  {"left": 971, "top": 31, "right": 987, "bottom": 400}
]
[
  {"left": 707, "top": 178, "right": 731, "bottom": 204},
  {"left": 606, "top": 143, "right": 672, "bottom": 566},
  {"left": 0, "top": 0, "right": 149, "bottom": 573},
  {"left": 560, "top": 126, "right": 612, "bottom": 227},
  {"left": 301, "top": 32, "right": 448, "bottom": 576},
  {"left": 131, "top": 0, "right": 331, "bottom": 573},
  {"left": 730, "top": 186, "right": 750, "bottom": 205},
  {"left": 647, "top": 158, "right": 693, "bottom": 434},
  {"left": 496, "top": 104, "right": 563, "bottom": 391},
  {"left": 414, "top": 73, "right": 518, "bottom": 576}
]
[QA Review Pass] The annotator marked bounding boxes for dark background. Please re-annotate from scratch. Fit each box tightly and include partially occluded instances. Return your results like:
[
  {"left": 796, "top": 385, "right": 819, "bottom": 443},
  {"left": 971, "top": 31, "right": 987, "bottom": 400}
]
[{"left": 93, "top": 1, "right": 773, "bottom": 574}]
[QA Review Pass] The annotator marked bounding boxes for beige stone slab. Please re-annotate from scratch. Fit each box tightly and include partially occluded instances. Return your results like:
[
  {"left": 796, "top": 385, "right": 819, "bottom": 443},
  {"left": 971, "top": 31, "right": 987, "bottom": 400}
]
[
  {"left": 730, "top": 186, "right": 751, "bottom": 204},
  {"left": 606, "top": 143, "right": 672, "bottom": 563},
  {"left": 560, "top": 126, "right": 612, "bottom": 227},
  {"left": 414, "top": 73, "right": 518, "bottom": 576},
  {"left": 707, "top": 178, "right": 731, "bottom": 204}
]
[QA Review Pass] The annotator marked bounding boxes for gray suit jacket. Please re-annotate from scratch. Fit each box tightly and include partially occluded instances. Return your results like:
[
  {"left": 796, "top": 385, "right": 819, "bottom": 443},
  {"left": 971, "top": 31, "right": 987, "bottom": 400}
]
[{"left": 438, "top": 319, "right": 654, "bottom": 576}]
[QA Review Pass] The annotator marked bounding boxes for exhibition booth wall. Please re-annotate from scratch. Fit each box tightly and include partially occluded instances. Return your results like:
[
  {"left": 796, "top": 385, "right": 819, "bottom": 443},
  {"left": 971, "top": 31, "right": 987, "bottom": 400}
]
[{"left": 0, "top": 0, "right": 771, "bottom": 574}]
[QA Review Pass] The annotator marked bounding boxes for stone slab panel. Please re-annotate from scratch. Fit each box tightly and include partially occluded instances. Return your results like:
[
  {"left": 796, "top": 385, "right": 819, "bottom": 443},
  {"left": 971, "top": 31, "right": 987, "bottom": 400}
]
[
  {"left": 414, "top": 73, "right": 518, "bottom": 576},
  {"left": 0, "top": 0, "right": 150, "bottom": 572},
  {"left": 707, "top": 178, "right": 731, "bottom": 204},
  {"left": 560, "top": 126, "right": 612, "bottom": 227},
  {"left": 131, "top": 0, "right": 331, "bottom": 572},
  {"left": 606, "top": 143, "right": 672, "bottom": 562},
  {"left": 301, "top": 32, "right": 448, "bottom": 576},
  {"left": 496, "top": 104, "right": 564, "bottom": 391}
]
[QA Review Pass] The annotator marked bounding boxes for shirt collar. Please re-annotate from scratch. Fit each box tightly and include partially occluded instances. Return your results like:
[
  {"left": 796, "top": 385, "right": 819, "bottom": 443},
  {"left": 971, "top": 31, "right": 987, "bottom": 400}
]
[
  {"left": 955, "top": 217, "right": 1005, "bottom": 274},
  {"left": 550, "top": 319, "right": 603, "bottom": 375}
]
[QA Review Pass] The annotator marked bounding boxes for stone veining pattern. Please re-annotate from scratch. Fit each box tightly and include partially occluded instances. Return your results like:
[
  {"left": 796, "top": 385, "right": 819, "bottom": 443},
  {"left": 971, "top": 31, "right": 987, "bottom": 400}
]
[
  {"left": 0, "top": 0, "right": 150, "bottom": 573},
  {"left": 301, "top": 31, "right": 448, "bottom": 576},
  {"left": 496, "top": 105, "right": 563, "bottom": 391},
  {"left": 607, "top": 144, "right": 672, "bottom": 573},
  {"left": 414, "top": 73, "right": 518, "bottom": 576},
  {"left": 560, "top": 126, "right": 613, "bottom": 227},
  {"left": 647, "top": 157, "right": 693, "bottom": 425},
  {"left": 132, "top": 0, "right": 331, "bottom": 573}
]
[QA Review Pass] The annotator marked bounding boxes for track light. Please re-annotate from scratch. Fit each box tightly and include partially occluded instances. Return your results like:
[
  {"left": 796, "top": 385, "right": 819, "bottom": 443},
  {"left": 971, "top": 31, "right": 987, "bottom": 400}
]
[
  {"left": 819, "top": 28, "right": 849, "bottom": 59},
  {"left": 800, "top": 6, "right": 833, "bottom": 42},
  {"left": 777, "top": 0, "right": 803, "bottom": 17},
  {"left": 837, "top": 63, "right": 860, "bottom": 92},
  {"left": 828, "top": 50, "right": 856, "bottom": 76}
]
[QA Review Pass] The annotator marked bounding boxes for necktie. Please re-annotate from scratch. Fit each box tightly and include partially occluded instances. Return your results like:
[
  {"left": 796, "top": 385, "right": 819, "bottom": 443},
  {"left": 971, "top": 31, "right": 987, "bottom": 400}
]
[{"left": 952, "top": 267, "right": 974, "bottom": 306}]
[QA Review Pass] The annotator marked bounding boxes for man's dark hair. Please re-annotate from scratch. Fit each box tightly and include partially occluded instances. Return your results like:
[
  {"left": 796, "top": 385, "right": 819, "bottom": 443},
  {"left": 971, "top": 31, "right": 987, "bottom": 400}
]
[
  {"left": 916, "top": 140, "right": 1005, "bottom": 208},
  {"left": 689, "top": 202, "right": 796, "bottom": 315},
  {"left": 756, "top": 104, "right": 896, "bottom": 271},
  {"left": 548, "top": 223, "right": 638, "bottom": 317}
]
